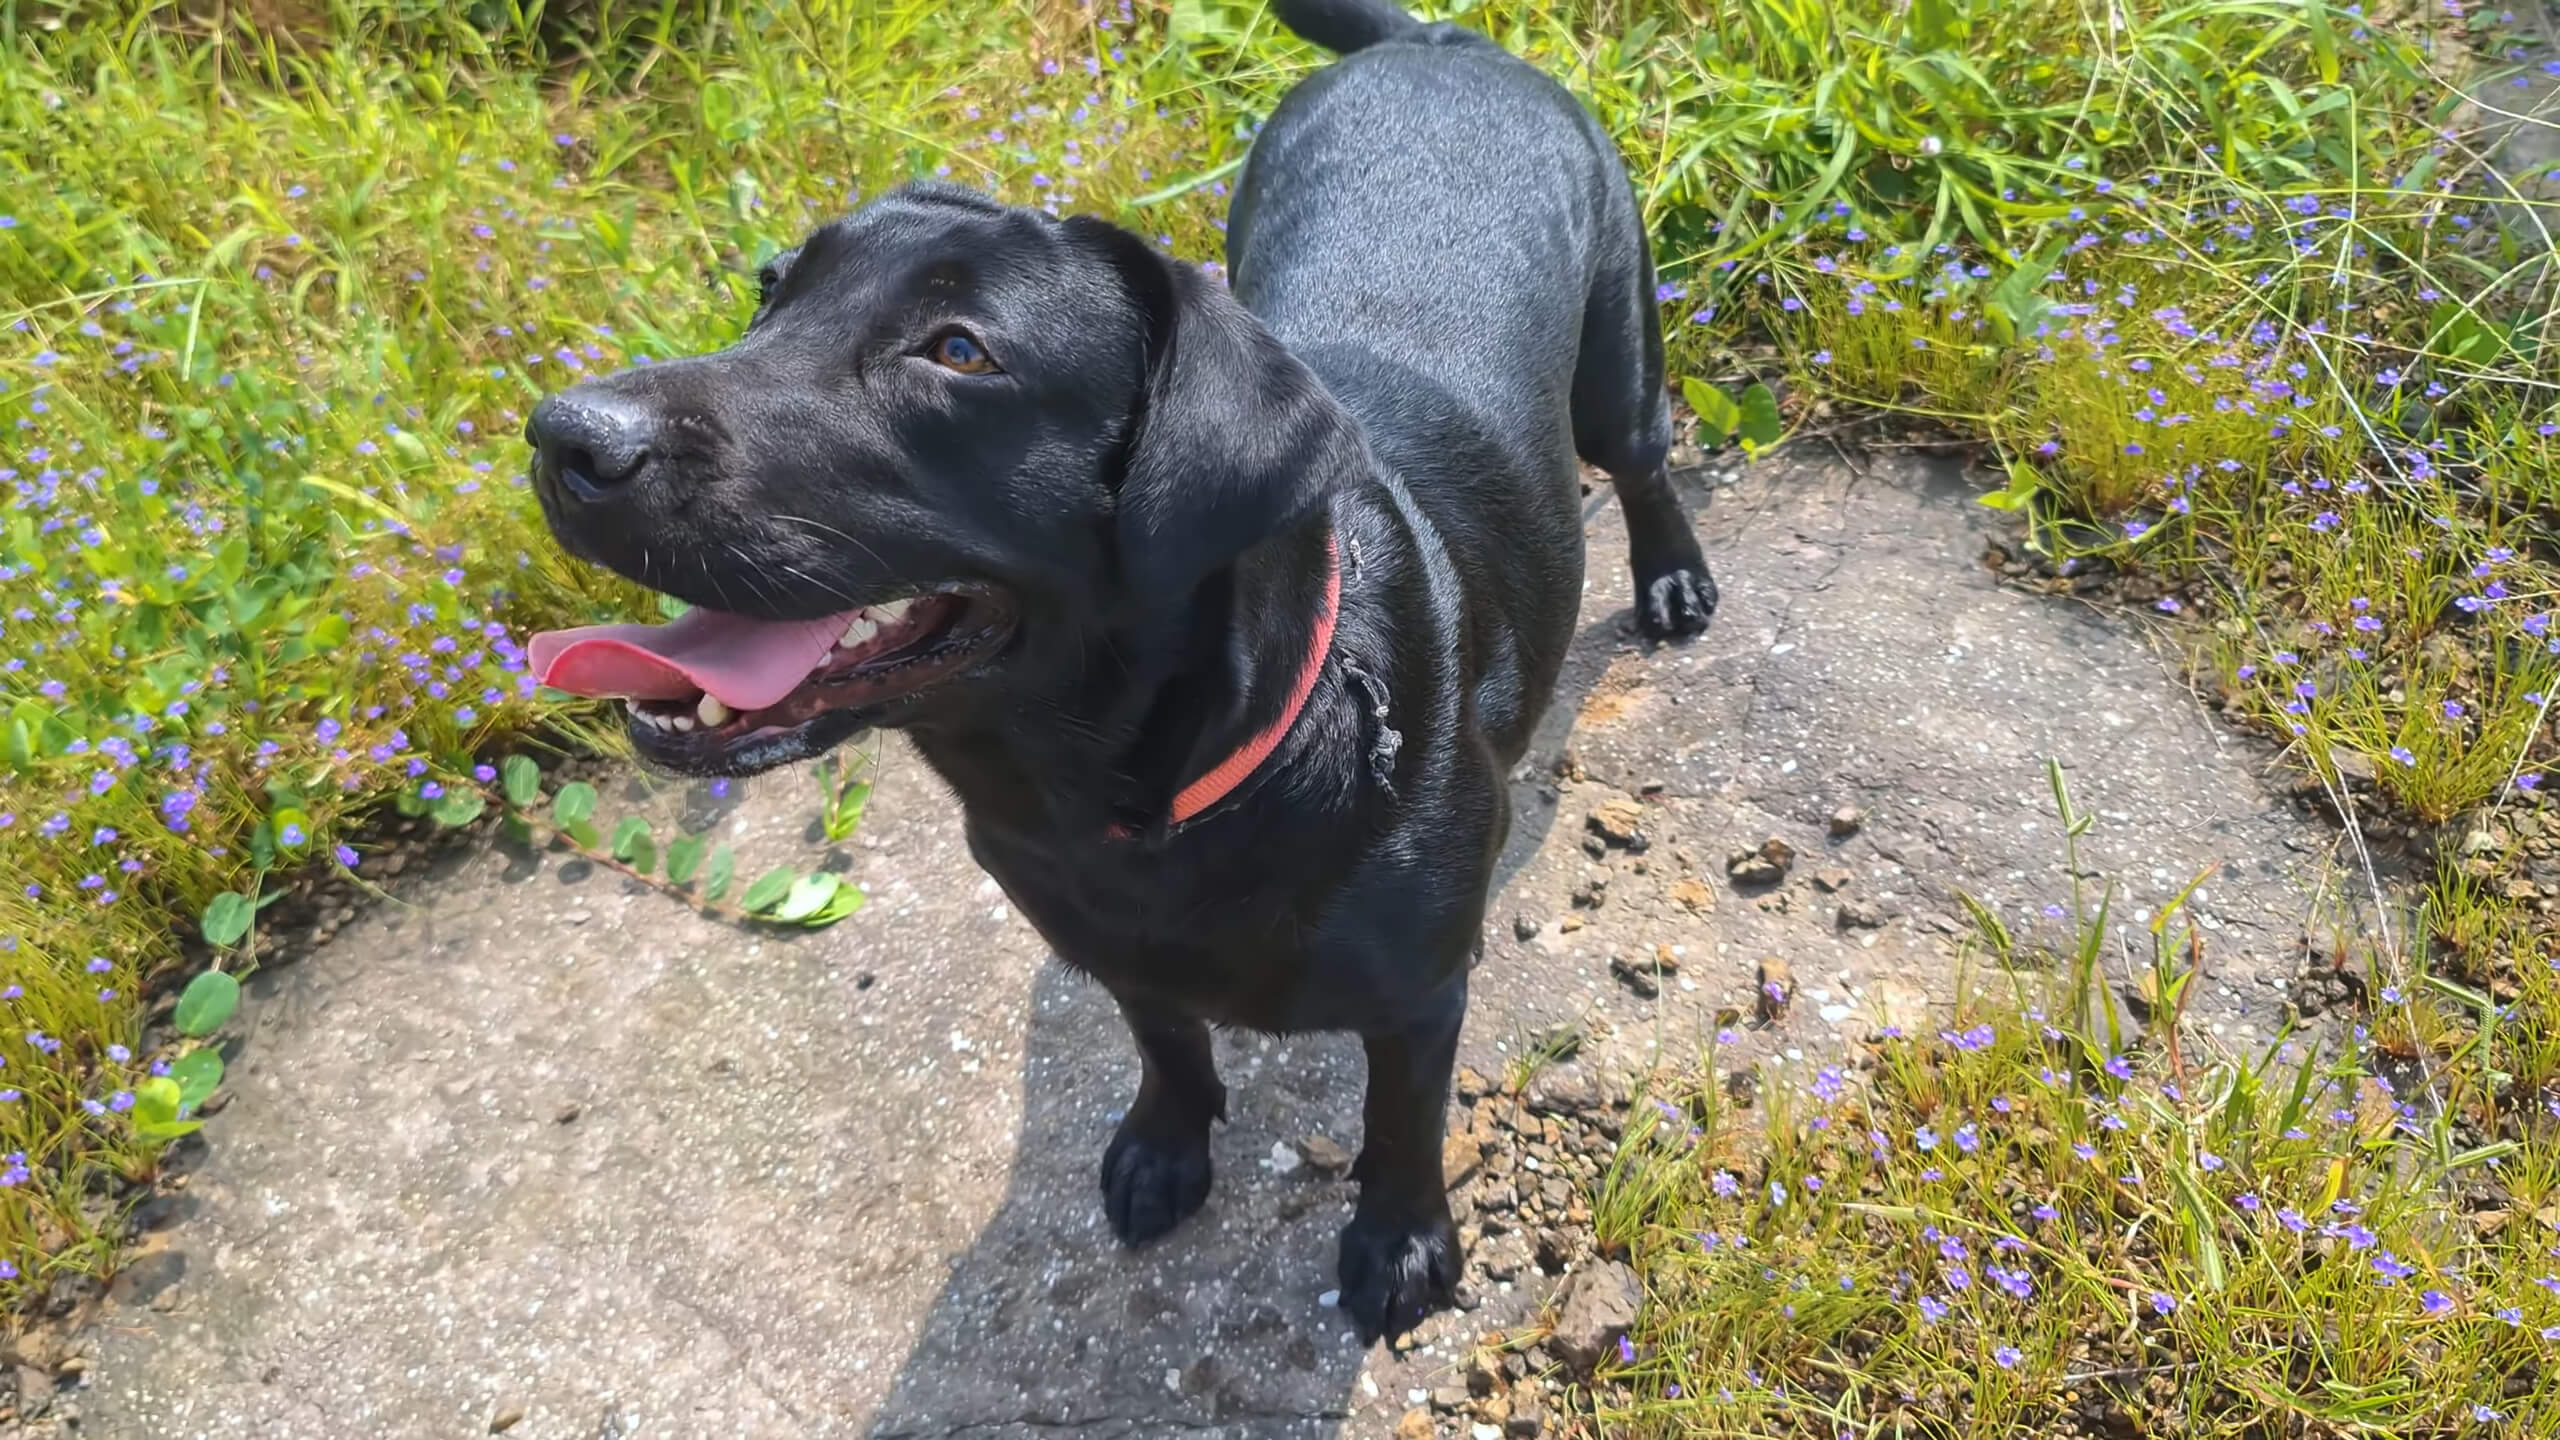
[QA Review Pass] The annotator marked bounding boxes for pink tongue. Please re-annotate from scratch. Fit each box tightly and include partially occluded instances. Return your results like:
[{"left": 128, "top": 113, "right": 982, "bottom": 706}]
[{"left": 528, "top": 606, "right": 859, "bottom": 711}]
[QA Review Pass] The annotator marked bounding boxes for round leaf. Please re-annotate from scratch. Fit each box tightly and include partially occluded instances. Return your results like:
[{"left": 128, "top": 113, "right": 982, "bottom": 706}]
[
  {"left": 553, "top": 781, "right": 598, "bottom": 826},
  {"left": 171, "top": 1047, "right": 225, "bottom": 1109},
  {"left": 131, "top": 1076, "right": 183, "bottom": 1127},
  {"left": 740, "top": 867, "right": 795, "bottom": 914},
  {"left": 1737, "top": 383, "right": 1783, "bottom": 449},
  {"left": 271, "top": 806, "right": 313, "bottom": 850},
  {"left": 775, "top": 872, "right": 840, "bottom": 922},
  {"left": 804, "top": 882, "right": 868, "bottom": 928},
  {"left": 173, "top": 970, "right": 241, "bottom": 1037},
  {"left": 666, "top": 833, "right": 708, "bottom": 886},
  {"left": 199, "top": 891, "right": 254, "bottom": 948},
  {"left": 501, "top": 755, "right": 543, "bottom": 808},
  {"left": 431, "top": 788, "right": 486, "bottom": 828}
]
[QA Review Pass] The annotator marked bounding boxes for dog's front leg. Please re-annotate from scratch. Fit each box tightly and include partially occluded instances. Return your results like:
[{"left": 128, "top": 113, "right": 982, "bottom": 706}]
[
  {"left": 1339, "top": 972, "right": 1466, "bottom": 1344},
  {"left": 1100, "top": 992, "right": 1227, "bottom": 1247}
]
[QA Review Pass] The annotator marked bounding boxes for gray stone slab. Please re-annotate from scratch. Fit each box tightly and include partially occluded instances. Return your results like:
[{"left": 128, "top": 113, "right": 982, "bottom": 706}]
[{"left": 80, "top": 454, "right": 2350, "bottom": 1439}]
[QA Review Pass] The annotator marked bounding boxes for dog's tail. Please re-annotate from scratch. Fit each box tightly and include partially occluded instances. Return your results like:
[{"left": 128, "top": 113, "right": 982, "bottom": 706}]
[{"left": 1273, "top": 0, "right": 1420, "bottom": 53}]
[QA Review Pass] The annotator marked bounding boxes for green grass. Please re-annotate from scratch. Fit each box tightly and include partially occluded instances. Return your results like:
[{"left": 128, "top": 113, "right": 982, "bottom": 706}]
[
  {"left": 1587, "top": 766, "right": 2560, "bottom": 1437},
  {"left": 2, "top": 0, "right": 2558, "bottom": 1429}
]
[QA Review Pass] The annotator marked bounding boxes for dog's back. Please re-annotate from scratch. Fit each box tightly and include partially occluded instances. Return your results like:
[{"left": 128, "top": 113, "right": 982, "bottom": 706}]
[
  {"left": 1231, "top": 2, "right": 1616, "bottom": 440},
  {"left": 1231, "top": 0, "right": 1688, "bottom": 755}
]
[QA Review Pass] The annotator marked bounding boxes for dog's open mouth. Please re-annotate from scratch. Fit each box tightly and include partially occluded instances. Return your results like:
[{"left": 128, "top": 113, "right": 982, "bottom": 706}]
[{"left": 526, "top": 587, "right": 1015, "bottom": 772}]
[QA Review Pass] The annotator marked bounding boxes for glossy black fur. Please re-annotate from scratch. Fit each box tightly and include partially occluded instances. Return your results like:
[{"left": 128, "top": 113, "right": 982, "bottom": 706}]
[{"left": 524, "top": 0, "right": 1713, "bottom": 1344}]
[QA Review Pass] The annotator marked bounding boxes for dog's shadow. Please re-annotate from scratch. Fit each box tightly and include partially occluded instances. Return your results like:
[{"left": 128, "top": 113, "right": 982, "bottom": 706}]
[{"left": 864, "top": 484, "right": 1698, "bottom": 1437}]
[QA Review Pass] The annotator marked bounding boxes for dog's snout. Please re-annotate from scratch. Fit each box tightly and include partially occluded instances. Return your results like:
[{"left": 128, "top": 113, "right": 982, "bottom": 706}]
[{"left": 527, "top": 390, "right": 660, "bottom": 501}]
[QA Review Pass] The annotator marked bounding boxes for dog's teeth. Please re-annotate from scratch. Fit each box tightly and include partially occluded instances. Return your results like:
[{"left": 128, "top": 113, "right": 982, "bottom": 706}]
[
  {"left": 843, "top": 616, "right": 880, "bottom": 648},
  {"left": 673, "top": 714, "right": 696, "bottom": 732},
  {"left": 872, "top": 597, "right": 912, "bottom": 625},
  {"left": 697, "top": 694, "right": 733, "bottom": 728}
]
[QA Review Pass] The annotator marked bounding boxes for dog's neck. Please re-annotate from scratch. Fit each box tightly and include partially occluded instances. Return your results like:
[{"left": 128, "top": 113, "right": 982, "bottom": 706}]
[{"left": 910, "top": 510, "right": 1346, "bottom": 843}]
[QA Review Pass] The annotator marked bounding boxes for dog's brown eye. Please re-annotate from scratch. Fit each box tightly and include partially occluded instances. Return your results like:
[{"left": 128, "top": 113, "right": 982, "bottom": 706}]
[{"left": 931, "top": 332, "right": 998, "bottom": 375}]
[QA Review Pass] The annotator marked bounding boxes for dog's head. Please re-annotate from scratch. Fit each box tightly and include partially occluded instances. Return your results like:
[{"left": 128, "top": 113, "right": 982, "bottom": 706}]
[{"left": 524, "top": 182, "right": 1361, "bottom": 776}]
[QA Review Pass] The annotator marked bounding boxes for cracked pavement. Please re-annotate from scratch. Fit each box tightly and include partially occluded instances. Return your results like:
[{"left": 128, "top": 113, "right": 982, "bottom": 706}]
[{"left": 78, "top": 453, "right": 2354, "bottom": 1439}]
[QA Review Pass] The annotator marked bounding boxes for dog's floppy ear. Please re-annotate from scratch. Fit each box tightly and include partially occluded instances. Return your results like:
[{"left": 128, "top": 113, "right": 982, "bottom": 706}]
[{"left": 1071, "top": 217, "right": 1367, "bottom": 605}]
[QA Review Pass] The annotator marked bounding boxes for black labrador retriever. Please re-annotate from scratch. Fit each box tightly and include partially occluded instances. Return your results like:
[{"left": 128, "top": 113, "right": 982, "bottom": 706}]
[{"left": 523, "top": 0, "right": 1714, "bottom": 1343}]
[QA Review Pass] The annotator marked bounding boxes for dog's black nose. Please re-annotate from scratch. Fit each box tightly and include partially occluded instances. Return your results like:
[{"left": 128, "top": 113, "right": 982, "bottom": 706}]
[{"left": 527, "top": 390, "right": 658, "bottom": 500}]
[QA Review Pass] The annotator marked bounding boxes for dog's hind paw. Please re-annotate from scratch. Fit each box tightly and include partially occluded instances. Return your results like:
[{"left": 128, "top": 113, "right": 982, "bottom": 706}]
[
  {"left": 1336, "top": 1206, "right": 1461, "bottom": 1344},
  {"left": 1101, "top": 1123, "right": 1213, "bottom": 1247},
  {"left": 1637, "top": 565, "right": 1718, "bottom": 639}
]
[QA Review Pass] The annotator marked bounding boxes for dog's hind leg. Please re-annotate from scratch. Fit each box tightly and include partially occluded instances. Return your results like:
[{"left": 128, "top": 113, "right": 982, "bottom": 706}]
[
  {"left": 1569, "top": 172, "right": 1717, "bottom": 639},
  {"left": 1337, "top": 973, "right": 1467, "bottom": 1343},
  {"left": 1100, "top": 994, "right": 1227, "bottom": 1247}
]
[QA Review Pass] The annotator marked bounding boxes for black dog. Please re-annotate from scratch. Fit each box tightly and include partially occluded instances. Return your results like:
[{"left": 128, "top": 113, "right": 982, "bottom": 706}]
[{"left": 523, "top": 0, "right": 1713, "bottom": 1343}]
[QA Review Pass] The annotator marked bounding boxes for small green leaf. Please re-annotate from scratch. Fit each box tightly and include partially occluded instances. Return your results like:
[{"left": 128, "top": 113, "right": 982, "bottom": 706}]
[
  {"left": 553, "top": 781, "right": 598, "bottom": 826},
  {"left": 199, "top": 892, "right": 254, "bottom": 948},
  {"left": 173, "top": 970, "right": 241, "bottom": 1037},
  {"left": 501, "top": 755, "right": 542, "bottom": 808},
  {"left": 804, "top": 882, "right": 869, "bottom": 928},
  {"left": 775, "top": 871, "right": 840, "bottom": 922},
  {"left": 501, "top": 813, "right": 534, "bottom": 847},
  {"left": 431, "top": 788, "right": 486, "bottom": 828},
  {"left": 740, "top": 867, "right": 795, "bottom": 913},
  {"left": 610, "top": 816, "right": 650, "bottom": 862},
  {"left": 1979, "top": 458, "right": 2043, "bottom": 512},
  {"left": 666, "top": 833, "right": 708, "bottom": 885},
  {"left": 131, "top": 1076, "right": 184, "bottom": 1128},
  {"left": 1681, "top": 376, "right": 1739, "bottom": 449},
  {"left": 562, "top": 818, "right": 603, "bottom": 850},
  {"left": 823, "top": 779, "right": 873, "bottom": 842},
  {"left": 629, "top": 834, "right": 657, "bottom": 876},
  {"left": 705, "top": 845, "right": 737, "bottom": 901},
  {"left": 1986, "top": 234, "right": 2069, "bottom": 344},
  {"left": 133, "top": 1116, "right": 204, "bottom": 1144},
  {"left": 1737, "top": 383, "right": 1783, "bottom": 449},
  {"left": 171, "top": 1048, "right": 224, "bottom": 1109}
]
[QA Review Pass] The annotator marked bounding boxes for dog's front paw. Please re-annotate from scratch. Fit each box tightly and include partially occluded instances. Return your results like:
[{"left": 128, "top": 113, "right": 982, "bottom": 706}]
[
  {"left": 1100, "top": 1119, "right": 1213, "bottom": 1247},
  {"left": 1336, "top": 1206, "right": 1461, "bottom": 1344},
  {"left": 1637, "top": 564, "right": 1718, "bottom": 639}
]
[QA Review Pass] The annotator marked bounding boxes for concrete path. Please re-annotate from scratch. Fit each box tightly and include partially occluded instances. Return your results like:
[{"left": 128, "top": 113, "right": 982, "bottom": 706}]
[{"left": 79, "top": 454, "right": 2355, "bottom": 1439}]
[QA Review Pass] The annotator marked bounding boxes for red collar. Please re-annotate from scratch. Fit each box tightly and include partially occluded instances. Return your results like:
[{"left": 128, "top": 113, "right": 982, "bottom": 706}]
[{"left": 1114, "top": 531, "right": 1341, "bottom": 837}]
